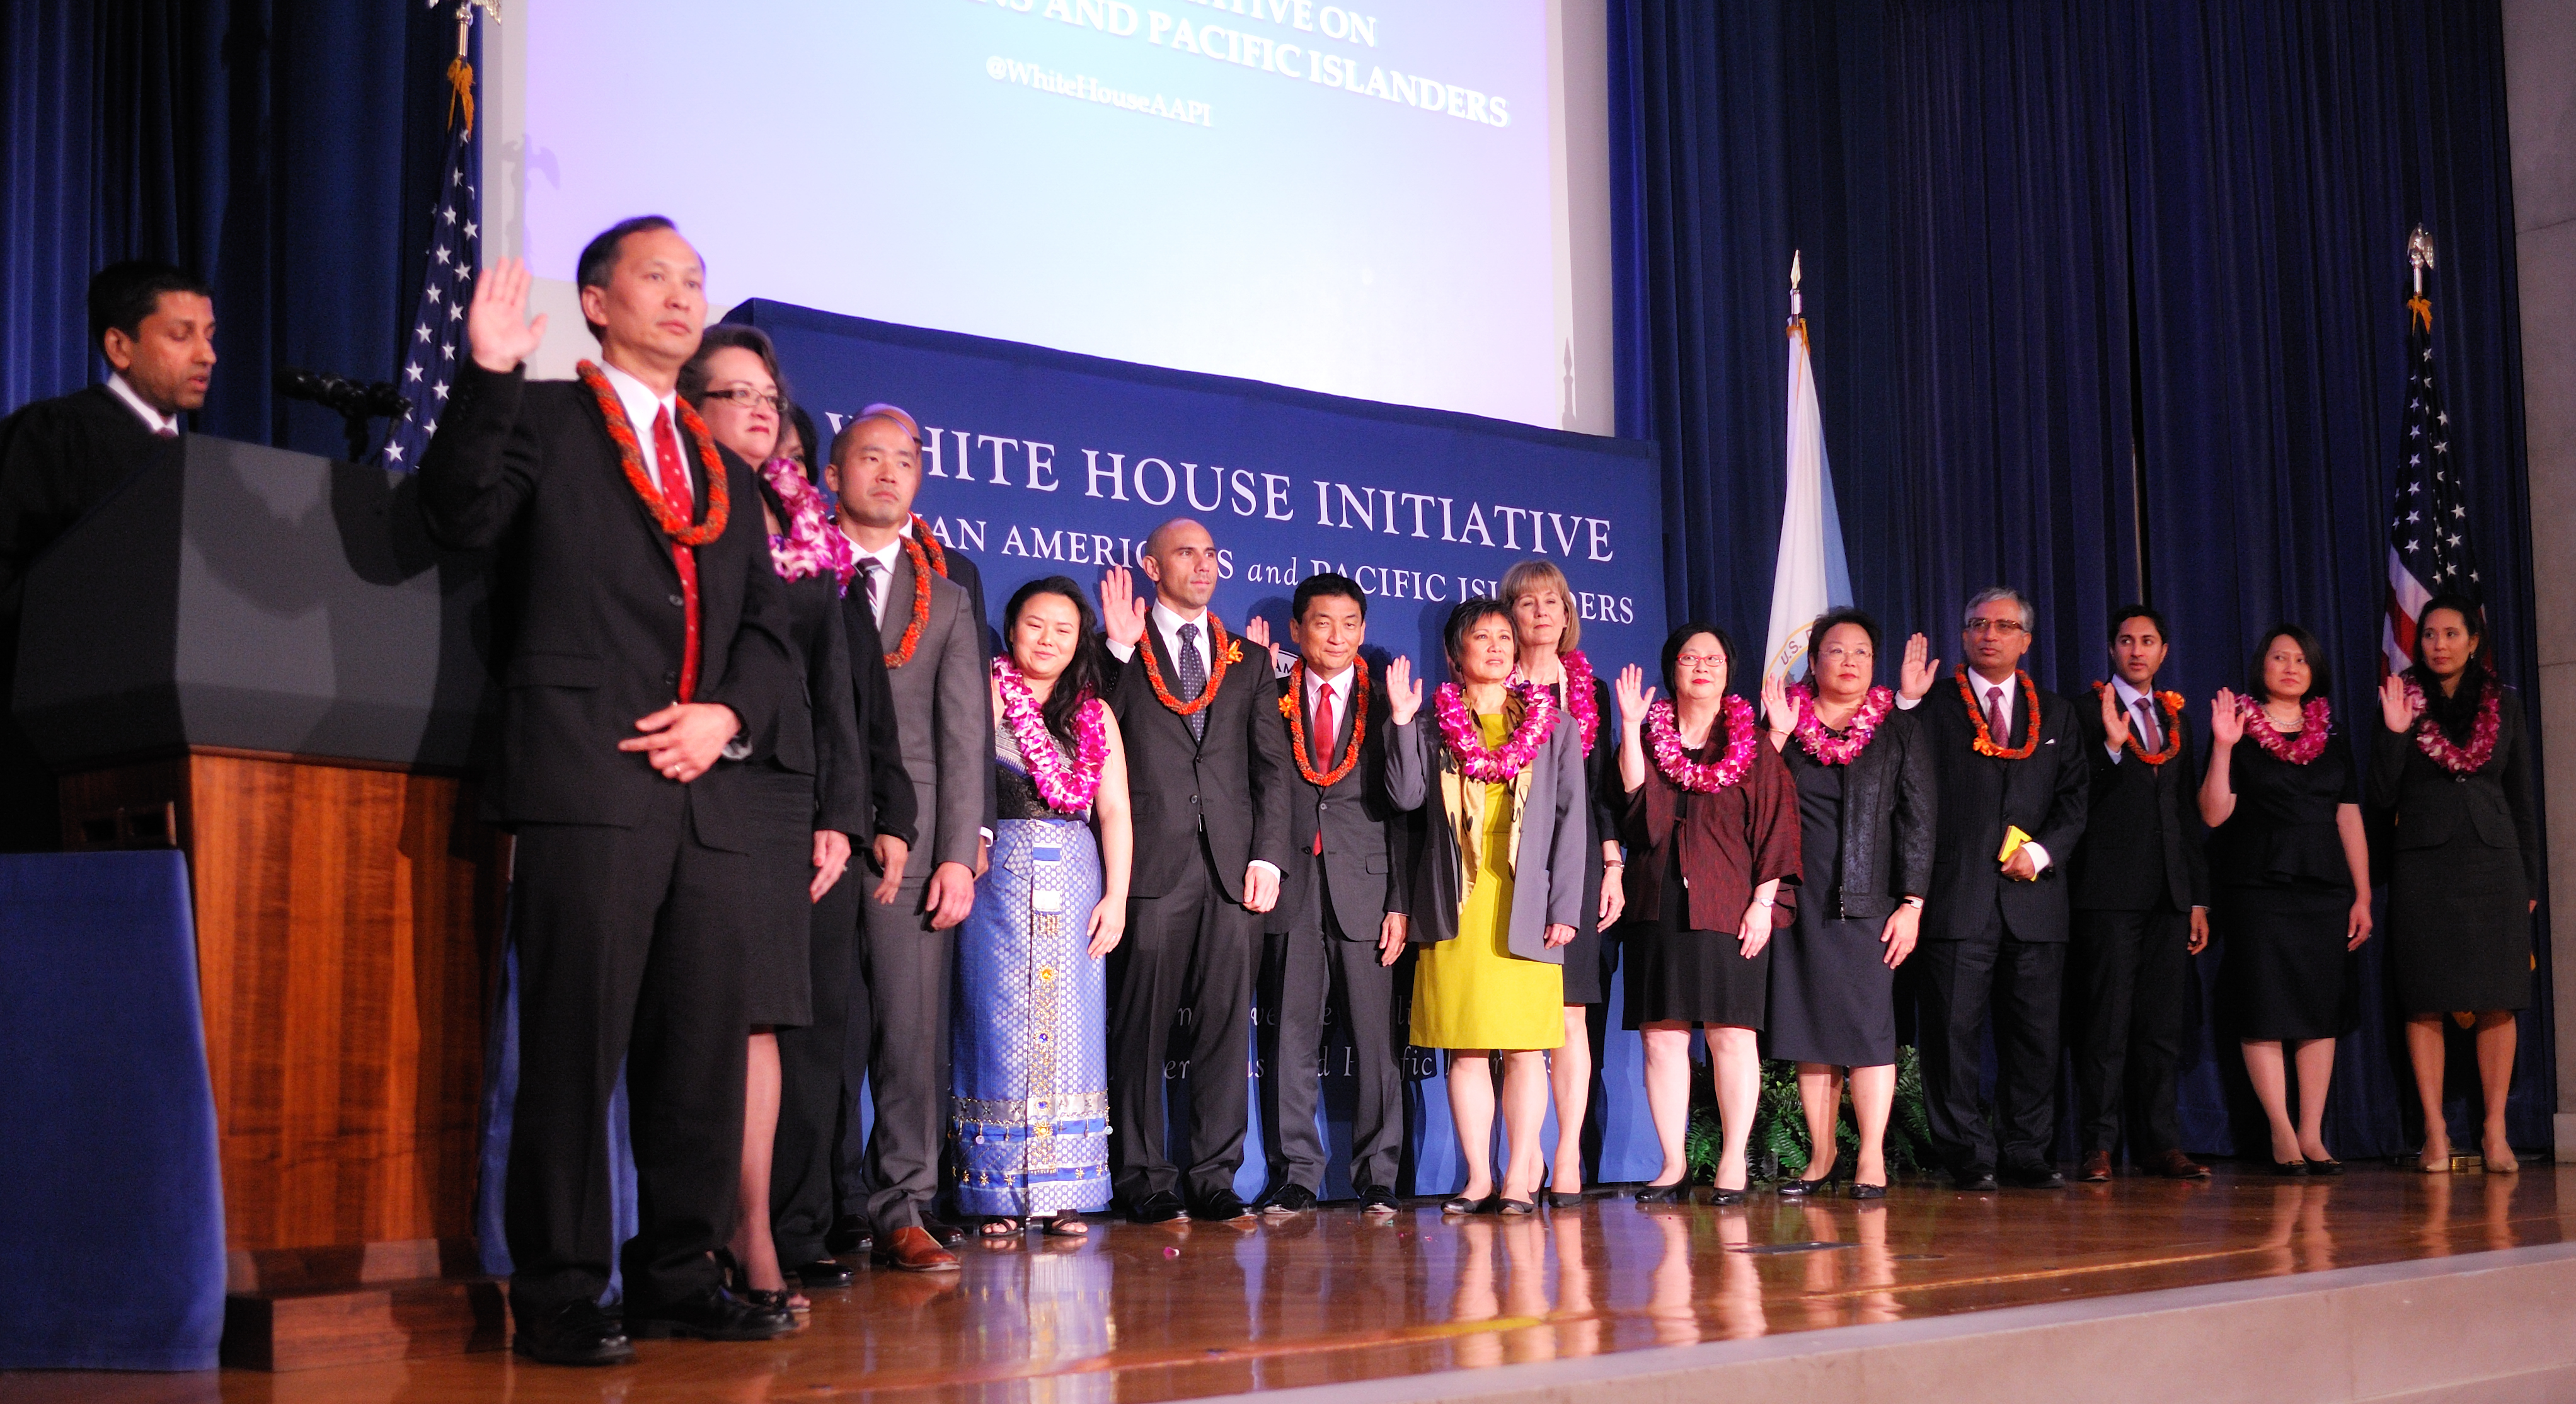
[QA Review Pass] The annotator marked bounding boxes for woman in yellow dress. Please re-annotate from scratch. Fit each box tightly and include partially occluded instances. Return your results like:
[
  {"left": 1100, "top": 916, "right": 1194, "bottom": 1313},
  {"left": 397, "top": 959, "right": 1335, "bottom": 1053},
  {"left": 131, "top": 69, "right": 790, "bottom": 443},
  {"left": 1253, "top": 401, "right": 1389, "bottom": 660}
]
[{"left": 1384, "top": 599, "right": 1589, "bottom": 1216}]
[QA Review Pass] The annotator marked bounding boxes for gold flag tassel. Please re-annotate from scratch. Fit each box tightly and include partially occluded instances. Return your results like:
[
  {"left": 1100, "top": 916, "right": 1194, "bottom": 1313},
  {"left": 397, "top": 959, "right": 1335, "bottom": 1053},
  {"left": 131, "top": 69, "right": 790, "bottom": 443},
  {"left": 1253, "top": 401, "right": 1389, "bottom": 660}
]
[{"left": 447, "top": 57, "right": 475, "bottom": 136}]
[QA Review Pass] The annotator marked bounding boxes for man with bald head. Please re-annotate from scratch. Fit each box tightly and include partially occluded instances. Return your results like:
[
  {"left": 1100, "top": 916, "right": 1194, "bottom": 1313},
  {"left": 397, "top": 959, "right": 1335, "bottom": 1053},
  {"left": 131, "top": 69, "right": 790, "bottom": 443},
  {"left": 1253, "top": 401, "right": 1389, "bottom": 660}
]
[
  {"left": 425, "top": 219, "right": 798, "bottom": 1361},
  {"left": 823, "top": 405, "right": 989, "bottom": 1270},
  {"left": 1098, "top": 519, "right": 1291, "bottom": 1223}
]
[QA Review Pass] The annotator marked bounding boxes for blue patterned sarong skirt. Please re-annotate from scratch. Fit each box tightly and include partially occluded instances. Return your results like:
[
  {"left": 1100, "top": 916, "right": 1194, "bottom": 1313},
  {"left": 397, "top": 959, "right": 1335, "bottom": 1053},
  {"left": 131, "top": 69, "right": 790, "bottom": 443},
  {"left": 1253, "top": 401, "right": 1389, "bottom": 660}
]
[{"left": 951, "top": 816, "right": 1112, "bottom": 1216}]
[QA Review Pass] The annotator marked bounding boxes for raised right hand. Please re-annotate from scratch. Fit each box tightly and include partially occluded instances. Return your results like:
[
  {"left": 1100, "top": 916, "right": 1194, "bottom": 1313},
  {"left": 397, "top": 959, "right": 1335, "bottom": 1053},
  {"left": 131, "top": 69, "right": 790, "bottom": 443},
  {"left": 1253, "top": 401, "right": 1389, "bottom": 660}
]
[
  {"left": 2378, "top": 673, "right": 2420, "bottom": 734},
  {"left": 1761, "top": 671, "right": 1797, "bottom": 738},
  {"left": 466, "top": 256, "right": 548, "bottom": 374},
  {"left": 1614, "top": 663, "right": 1657, "bottom": 730},
  {"left": 1386, "top": 656, "right": 1423, "bottom": 725},
  {"left": 1098, "top": 565, "right": 1147, "bottom": 648},
  {"left": 2100, "top": 682, "right": 2133, "bottom": 752},
  {"left": 2209, "top": 688, "right": 2245, "bottom": 745},
  {"left": 1899, "top": 633, "right": 1941, "bottom": 701}
]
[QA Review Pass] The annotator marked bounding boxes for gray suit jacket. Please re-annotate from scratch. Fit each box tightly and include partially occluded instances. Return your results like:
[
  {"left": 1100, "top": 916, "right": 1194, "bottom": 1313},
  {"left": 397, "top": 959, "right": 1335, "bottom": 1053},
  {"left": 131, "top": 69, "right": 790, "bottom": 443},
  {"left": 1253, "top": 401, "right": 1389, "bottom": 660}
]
[
  {"left": 865, "top": 548, "right": 990, "bottom": 877},
  {"left": 1383, "top": 710, "right": 1587, "bottom": 962}
]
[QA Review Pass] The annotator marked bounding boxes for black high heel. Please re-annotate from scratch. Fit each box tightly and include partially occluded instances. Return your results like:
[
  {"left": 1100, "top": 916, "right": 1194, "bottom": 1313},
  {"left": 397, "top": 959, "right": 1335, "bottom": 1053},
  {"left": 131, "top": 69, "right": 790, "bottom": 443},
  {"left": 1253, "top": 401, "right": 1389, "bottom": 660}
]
[
  {"left": 1442, "top": 1194, "right": 1498, "bottom": 1215},
  {"left": 2270, "top": 1158, "right": 2309, "bottom": 1177},
  {"left": 1544, "top": 1191, "right": 1588, "bottom": 1209},
  {"left": 1708, "top": 1186, "right": 1748, "bottom": 1207},
  {"left": 1496, "top": 1198, "right": 1537, "bottom": 1217},
  {"left": 1849, "top": 1182, "right": 1888, "bottom": 1200},
  {"left": 1633, "top": 1180, "right": 1689, "bottom": 1205}
]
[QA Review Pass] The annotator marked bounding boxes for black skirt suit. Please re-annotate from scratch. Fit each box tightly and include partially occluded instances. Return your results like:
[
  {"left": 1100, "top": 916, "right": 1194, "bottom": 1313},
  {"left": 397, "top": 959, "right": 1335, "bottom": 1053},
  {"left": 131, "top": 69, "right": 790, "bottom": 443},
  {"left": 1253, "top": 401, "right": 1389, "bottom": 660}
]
[{"left": 2369, "top": 680, "right": 2540, "bottom": 1015}]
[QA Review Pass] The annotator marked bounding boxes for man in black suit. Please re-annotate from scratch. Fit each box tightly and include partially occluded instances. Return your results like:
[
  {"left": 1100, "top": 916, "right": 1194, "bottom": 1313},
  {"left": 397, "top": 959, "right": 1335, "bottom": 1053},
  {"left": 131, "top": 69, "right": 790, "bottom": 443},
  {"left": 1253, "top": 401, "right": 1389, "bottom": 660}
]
[
  {"left": 1892, "top": 586, "right": 2088, "bottom": 1190},
  {"left": 0, "top": 262, "right": 212, "bottom": 850},
  {"left": 1255, "top": 573, "right": 1411, "bottom": 1216},
  {"left": 1096, "top": 519, "right": 1291, "bottom": 1224},
  {"left": 2064, "top": 605, "right": 2211, "bottom": 1182},
  {"left": 422, "top": 221, "right": 798, "bottom": 1362}
]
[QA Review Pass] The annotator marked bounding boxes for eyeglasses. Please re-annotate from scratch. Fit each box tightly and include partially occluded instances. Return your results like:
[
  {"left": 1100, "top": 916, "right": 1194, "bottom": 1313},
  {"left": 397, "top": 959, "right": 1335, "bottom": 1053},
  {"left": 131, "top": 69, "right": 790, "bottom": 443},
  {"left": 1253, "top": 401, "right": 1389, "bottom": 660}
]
[
  {"left": 701, "top": 388, "right": 781, "bottom": 412},
  {"left": 1674, "top": 653, "right": 1727, "bottom": 672},
  {"left": 1817, "top": 644, "right": 1874, "bottom": 662},
  {"left": 1965, "top": 617, "right": 2028, "bottom": 636}
]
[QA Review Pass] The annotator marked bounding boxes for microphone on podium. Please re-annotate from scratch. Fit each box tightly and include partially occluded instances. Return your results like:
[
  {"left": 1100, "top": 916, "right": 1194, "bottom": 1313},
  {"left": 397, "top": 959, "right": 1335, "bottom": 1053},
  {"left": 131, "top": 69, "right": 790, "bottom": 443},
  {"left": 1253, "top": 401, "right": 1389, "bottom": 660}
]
[{"left": 273, "top": 366, "right": 413, "bottom": 461}]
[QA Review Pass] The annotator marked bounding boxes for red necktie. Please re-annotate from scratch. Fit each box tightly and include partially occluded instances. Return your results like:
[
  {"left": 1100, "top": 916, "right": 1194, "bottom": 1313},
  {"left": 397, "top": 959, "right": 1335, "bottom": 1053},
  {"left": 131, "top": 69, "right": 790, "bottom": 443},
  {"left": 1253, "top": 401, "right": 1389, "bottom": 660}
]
[
  {"left": 652, "top": 406, "right": 702, "bottom": 703},
  {"left": 1310, "top": 680, "right": 1335, "bottom": 854},
  {"left": 1986, "top": 686, "right": 2008, "bottom": 742},
  {"left": 2134, "top": 696, "right": 2163, "bottom": 751}
]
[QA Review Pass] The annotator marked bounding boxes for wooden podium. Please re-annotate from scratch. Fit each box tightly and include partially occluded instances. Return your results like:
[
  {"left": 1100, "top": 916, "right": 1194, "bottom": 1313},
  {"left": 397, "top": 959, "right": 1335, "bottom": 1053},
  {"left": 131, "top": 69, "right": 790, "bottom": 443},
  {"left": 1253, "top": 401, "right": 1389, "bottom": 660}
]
[{"left": 16, "top": 436, "right": 509, "bottom": 1369}]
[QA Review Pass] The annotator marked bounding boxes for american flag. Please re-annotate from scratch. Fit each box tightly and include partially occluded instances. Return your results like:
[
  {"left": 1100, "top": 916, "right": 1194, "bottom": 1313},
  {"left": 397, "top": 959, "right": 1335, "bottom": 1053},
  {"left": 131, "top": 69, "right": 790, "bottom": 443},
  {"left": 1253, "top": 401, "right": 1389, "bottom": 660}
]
[
  {"left": 2381, "top": 248, "right": 2480, "bottom": 676},
  {"left": 382, "top": 17, "right": 482, "bottom": 470}
]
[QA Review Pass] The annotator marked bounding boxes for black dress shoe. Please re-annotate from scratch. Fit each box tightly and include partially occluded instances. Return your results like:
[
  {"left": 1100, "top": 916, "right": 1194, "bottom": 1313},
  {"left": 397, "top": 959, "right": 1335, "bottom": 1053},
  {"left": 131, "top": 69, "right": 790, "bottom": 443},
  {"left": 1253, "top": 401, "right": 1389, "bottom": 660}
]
[
  {"left": 628, "top": 1286, "right": 795, "bottom": 1342},
  {"left": 1776, "top": 1175, "right": 1829, "bottom": 1199},
  {"left": 512, "top": 1299, "right": 633, "bottom": 1367},
  {"left": 2270, "top": 1158, "right": 2310, "bottom": 1177},
  {"left": 1127, "top": 1190, "right": 1190, "bottom": 1224},
  {"left": 1262, "top": 1183, "right": 1318, "bottom": 1215},
  {"left": 1193, "top": 1190, "right": 1255, "bottom": 1223},
  {"left": 923, "top": 1219, "right": 969, "bottom": 1248},
  {"left": 825, "top": 1214, "right": 873, "bottom": 1256},
  {"left": 1633, "top": 1181, "right": 1689, "bottom": 1205},
  {"left": 789, "top": 1259, "right": 854, "bottom": 1289},
  {"left": 1954, "top": 1168, "right": 1999, "bottom": 1192},
  {"left": 2000, "top": 1165, "right": 2066, "bottom": 1189},
  {"left": 1360, "top": 1185, "right": 1400, "bottom": 1212},
  {"left": 2306, "top": 1156, "right": 2343, "bottom": 1177}
]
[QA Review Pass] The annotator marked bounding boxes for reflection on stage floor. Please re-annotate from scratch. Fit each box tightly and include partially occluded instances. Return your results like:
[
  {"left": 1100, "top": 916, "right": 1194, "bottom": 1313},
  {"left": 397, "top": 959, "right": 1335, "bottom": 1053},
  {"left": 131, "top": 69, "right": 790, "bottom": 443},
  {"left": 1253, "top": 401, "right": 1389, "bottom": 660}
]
[{"left": 21, "top": 1164, "right": 2573, "bottom": 1403}]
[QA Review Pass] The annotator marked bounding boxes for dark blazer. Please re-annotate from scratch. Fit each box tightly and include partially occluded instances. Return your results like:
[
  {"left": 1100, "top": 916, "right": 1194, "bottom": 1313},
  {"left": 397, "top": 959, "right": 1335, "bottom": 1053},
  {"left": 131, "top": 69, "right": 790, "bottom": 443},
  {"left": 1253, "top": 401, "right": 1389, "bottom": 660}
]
[
  {"left": 1914, "top": 674, "right": 2090, "bottom": 944},
  {"left": 2369, "top": 684, "right": 2541, "bottom": 890},
  {"left": 845, "top": 543, "right": 986, "bottom": 874},
  {"left": 2066, "top": 683, "right": 2211, "bottom": 912},
  {"left": 1265, "top": 659, "right": 1413, "bottom": 942},
  {"left": 1384, "top": 705, "right": 1588, "bottom": 960},
  {"left": 933, "top": 544, "right": 999, "bottom": 837},
  {"left": 0, "top": 384, "right": 176, "bottom": 625},
  {"left": 1800, "top": 705, "right": 1939, "bottom": 921},
  {"left": 1103, "top": 619, "right": 1291, "bottom": 904},
  {"left": 750, "top": 478, "right": 869, "bottom": 841},
  {"left": 418, "top": 360, "right": 796, "bottom": 849},
  {"left": 834, "top": 571, "right": 917, "bottom": 846}
]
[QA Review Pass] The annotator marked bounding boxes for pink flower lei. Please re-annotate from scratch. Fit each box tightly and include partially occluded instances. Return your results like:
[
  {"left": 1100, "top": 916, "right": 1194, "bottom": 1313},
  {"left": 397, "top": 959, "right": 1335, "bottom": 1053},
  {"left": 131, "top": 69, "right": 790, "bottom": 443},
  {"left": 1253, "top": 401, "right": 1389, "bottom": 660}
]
[
  {"left": 759, "top": 457, "right": 858, "bottom": 591},
  {"left": 2241, "top": 694, "right": 2332, "bottom": 765},
  {"left": 2403, "top": 674, "right": 2501, "bottom": 775},
  {"left": 994, "top": 657, "right": 1110, "bottom": 814},
  {"left": 1557, "top": 650, "right": 1602, "bottom": 756},
  {"left": 1646, "top": 694, "right": 1760, "bottom": 792},
  {"left": 1432, "top": 679, "right": 1557, "bottom": 783},
  {"left": 1786, "top": 684, "right": 1893, "bottom": 765}
]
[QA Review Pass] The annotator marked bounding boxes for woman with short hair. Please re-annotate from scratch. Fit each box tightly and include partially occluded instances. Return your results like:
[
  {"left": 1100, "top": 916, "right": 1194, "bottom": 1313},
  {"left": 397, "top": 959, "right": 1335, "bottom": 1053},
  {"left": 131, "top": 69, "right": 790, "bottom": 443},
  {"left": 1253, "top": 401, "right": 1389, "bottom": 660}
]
[
  {"left": 1616, "top": 624, "right": 1800, "bottom": 1205},
  {"left": 2372, "top": 594, "right": 2540, "bottom": 1173},
  {"left": 1383, "top": 598, "right": 1588, "bottom": 1216},
  {"left": 1757, "top": 607, "right": 1933, "bottom": 1199}
]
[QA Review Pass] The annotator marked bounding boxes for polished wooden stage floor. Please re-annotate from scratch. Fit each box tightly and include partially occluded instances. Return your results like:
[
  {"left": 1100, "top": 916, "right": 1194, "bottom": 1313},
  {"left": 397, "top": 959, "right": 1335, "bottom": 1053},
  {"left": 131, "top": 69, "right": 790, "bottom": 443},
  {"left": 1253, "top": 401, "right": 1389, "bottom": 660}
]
[{"left": 20, "top": 1163, "right": 2572, "bottom": 1403}]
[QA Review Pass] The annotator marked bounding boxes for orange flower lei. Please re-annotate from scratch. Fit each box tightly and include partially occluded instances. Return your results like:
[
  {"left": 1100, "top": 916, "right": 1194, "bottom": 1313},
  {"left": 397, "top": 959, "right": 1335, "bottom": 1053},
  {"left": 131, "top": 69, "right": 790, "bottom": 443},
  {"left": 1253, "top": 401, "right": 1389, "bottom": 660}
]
[
  {"left": 577, "top": 360, "right": 730, "bottom": 546},
  {"left": 1958, "top": 667, "right": 2042, "bottom": 759},
  {"left": 880, "top": 514, "right": 950, "bottom": 669},
  {"left": 1277, "top": 658, "right": 1369, "bottom": 787},
  {"left": 2090, "top": 681, "right": 2185, "bottom": 765},
  {"left": 1139, "top": 612, "right": 1239, "bottom": 718}
]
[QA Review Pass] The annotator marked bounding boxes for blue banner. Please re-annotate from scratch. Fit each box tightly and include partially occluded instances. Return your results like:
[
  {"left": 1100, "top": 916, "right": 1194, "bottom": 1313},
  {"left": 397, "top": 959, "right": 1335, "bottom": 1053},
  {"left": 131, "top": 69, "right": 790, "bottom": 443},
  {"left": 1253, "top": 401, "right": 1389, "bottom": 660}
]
[{"left": 739, "top": 299, "right": 1672, "bottom": 1197}]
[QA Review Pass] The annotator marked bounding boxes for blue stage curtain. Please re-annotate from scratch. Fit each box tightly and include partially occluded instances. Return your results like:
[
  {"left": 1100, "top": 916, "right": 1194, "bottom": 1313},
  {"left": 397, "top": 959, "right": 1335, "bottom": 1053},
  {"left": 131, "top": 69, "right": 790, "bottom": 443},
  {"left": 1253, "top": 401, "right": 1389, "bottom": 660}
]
[
  {"left": 1614, "top": 0, "right": 2547, "bottom": 1156},
  {"left": 0, "top": 0, "right": 464, "bottom": 458}
]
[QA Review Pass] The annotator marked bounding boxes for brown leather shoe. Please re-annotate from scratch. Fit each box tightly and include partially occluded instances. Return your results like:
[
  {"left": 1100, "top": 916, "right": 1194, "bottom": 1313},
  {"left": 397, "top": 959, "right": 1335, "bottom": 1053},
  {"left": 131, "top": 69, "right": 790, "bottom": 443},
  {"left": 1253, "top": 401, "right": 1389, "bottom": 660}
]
[
  {"left": 2149, "top": 1149, "right": 2211, "bottom": 1180},
  {"left": 2078, "top": 1150, "right": 2113, "bottom": 1183},
  {"left": 871, "top": 1225, "right": 960, "bottom": 1273}
]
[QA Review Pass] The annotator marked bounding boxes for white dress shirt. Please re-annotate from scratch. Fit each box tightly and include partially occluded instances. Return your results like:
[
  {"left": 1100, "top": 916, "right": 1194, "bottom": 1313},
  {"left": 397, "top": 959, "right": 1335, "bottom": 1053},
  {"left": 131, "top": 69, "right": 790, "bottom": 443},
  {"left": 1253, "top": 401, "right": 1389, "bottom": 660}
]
[
  {"left": 599, "top": 360, "right": 691, "bottom": 498},
  {"left": 1898, "top": 669, "right": 2051, "bottom": 873},
  {"left": 105, "top": 372, "right": 181, "bottom": 437},
  {"left": 844, "top": 531, "right": 905, "bottom": 627}
]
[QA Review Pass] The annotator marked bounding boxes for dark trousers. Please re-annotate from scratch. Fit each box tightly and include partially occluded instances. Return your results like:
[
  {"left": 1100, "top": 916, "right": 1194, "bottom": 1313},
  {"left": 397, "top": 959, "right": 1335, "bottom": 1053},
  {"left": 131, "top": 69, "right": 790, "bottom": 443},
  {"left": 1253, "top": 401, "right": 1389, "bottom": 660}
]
[
  {"left": 771, "top": 868, "right": 861, "bottom": 1264},
  {"left": 851, "top": 870, "right": 951, "bottom": 1234},
  {"left": 1257, "top": 863, "right": 1401, "bottom": 1197},
  {"left": 503, "top": 795, "right": 749, "bottom": 1318},
  {"left": 1916, "top": 923, "right": 2065, "bottom": 1175},
  {"left": 1110, "top": 845, "right": 1256, "bottom": 1207},
  {"left": 2068, "top": 906, "right": 2191, "bottom": 1159}
]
